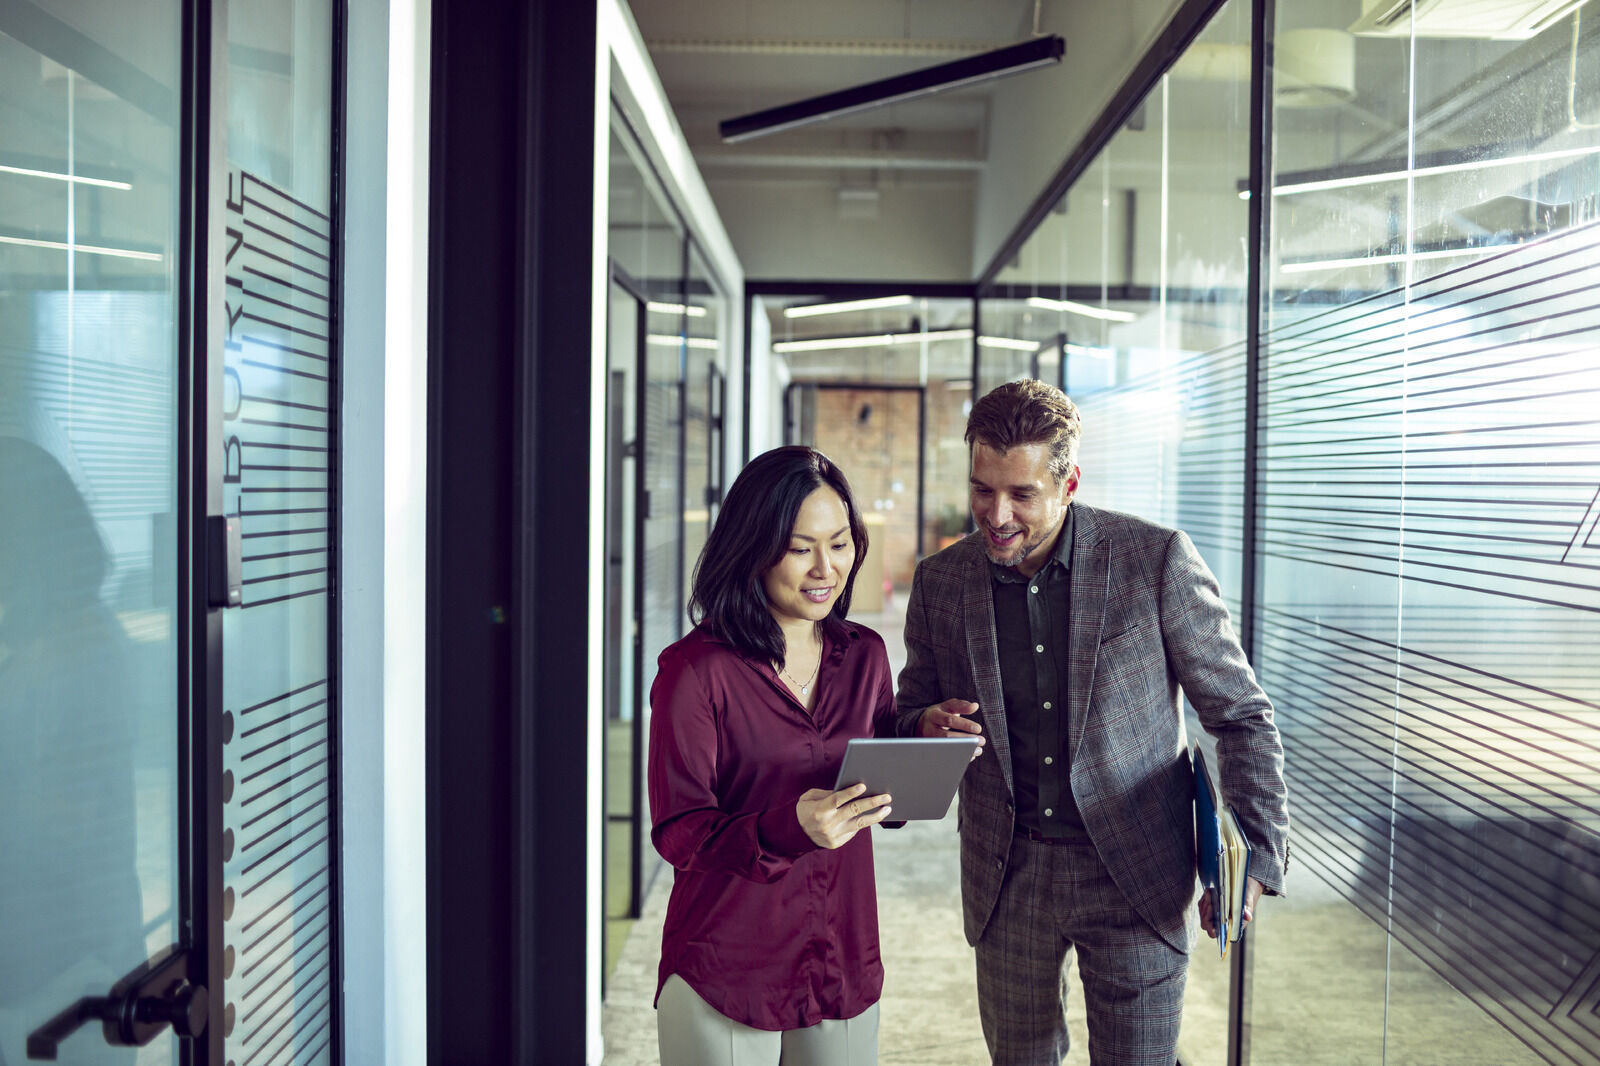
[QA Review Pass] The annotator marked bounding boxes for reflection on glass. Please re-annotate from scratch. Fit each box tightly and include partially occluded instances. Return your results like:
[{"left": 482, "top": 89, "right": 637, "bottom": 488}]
[
  {"left": 604, "top": 112, "right": 686, "bottom": 980},
  {"left": 0, "top": 3, "right": 180, "bottom": 1061}
]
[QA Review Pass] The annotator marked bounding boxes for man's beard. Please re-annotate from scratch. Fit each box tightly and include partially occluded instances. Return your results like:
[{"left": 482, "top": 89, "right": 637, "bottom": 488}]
[{"left": 983, "top": 528, "right": 1049, "bottom": 568}]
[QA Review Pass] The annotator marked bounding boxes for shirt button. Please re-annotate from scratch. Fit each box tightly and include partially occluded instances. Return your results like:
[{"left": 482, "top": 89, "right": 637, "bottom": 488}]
[
  {"left": 1035, "top": 644, "right": 1044, "bottom": 653},
  {"left": 1043, "top": 701, "right": 1052, "bottom": 710},
  {"left": 1030, "top": 586, "right": 1039, "bottom": 594},
  {"left": 1044, "top": 756, "right": 1053, "bottom": 765},
  {"left": 1044, "top": 808, "right": 1054, "bottom": 817}
]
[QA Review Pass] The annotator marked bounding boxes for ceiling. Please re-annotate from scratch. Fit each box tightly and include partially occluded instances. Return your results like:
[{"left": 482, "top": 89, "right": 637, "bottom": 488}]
[{"left": 627, "top": 0, "right": 1046, "bottom": 280}]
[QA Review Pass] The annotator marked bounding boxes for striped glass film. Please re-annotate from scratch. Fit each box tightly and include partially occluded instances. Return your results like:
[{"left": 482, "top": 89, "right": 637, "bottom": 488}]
[{"left": 217, "top": 1, "right": 338, "bottom": 1061}]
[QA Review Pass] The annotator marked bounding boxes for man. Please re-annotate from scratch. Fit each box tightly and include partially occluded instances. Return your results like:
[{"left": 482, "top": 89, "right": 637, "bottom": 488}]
[{"left": 894, "top": 380, "right": 1289, "bottom": 1065}]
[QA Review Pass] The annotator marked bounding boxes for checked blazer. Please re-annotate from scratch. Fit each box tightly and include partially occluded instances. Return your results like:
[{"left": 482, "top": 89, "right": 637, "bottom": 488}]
[{"left": 893, "top": 502, "right": 1290, "bottom": 953}]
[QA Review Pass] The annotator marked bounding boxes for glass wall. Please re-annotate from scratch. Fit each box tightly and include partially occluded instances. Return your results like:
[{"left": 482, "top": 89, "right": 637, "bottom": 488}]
[
  {"left": 982, "top": 4, "right": 1251, "bottom": 1061},
  {"left": 979, "top": 1, "right": 1600, "bottom": 1064},
  {"left": 602, "top": 108, "right": 735, "bottom": 985},
  {"left": 0, "top": 3, "right": 182, "bottom": 1061},
  {"left": 1253, "top": 3, "right": 1600, "bottom": 1064}
]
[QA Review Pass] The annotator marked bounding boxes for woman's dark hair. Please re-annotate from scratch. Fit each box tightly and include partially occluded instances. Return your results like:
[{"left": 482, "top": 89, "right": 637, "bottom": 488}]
[{"left": 689, "top": 445, "right": 869, "bottom": 665}]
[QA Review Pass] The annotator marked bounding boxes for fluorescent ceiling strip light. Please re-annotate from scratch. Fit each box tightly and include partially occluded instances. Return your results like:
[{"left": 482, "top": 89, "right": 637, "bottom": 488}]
[
  {"left": 782, "top": 294, "right": 912, "bottom": 318},
  {"left": 1279, "top": 245, "right": 1504, "bottom": 274},
  {"left": 0, "top": 234, "right": 162, "bottom": 261},
  {"left": 1025, "top": 296, "right": 1138, "bottom": 323},
  {"left": 976, "top": 335, "right": 1040, "bottom": 351},
  {"left": 1273, "top": 145, "right": 1600, "bottom": 197},
  {"left": 647, "top": 334, "right": 720, "bottom": 349},
  {"left": 774, "top": 327, "right": 973, "bottom": 353},
  {"left": 720, "top": 36, "right": 1064, "bottom": 143},
  {"left": 1065, "top": 342, "right": 1113, "bottom": 359},
  {"left": 646, "top": 301, "right": 708, "bottom": 317},
  {"left": 0, "top": 163, "right": 132, "bottom": 190}
]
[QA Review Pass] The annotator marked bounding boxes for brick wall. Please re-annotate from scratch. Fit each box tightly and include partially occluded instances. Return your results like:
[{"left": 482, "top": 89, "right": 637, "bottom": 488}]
[{"left": 812, "top": 388, "right": 922, "bottom": 591}]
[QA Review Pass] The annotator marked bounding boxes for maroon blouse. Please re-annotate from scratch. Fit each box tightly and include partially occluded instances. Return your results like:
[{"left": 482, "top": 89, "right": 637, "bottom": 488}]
[{"left": 648, "top": 617, "right": 898, "bottom": 1031}]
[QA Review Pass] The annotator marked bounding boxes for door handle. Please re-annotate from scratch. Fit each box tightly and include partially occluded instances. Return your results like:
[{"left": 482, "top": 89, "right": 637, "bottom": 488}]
[{"left": 27, "top": 947, "right": 208, "bottom": 1060}]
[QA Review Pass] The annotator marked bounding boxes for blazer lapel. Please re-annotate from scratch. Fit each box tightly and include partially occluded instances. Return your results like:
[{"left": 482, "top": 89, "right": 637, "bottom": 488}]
[
  {"left": 1067, "top": 505, "right": 1109, "bottom": 761},
  {"left": 960, "top": 539, "right": 1014, "bottom": 798}
]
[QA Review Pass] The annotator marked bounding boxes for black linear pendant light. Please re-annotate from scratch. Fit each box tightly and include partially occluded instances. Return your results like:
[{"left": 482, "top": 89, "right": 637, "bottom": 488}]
[{"left": 718, "top": 35, "right": 1066, "bottom": 144}]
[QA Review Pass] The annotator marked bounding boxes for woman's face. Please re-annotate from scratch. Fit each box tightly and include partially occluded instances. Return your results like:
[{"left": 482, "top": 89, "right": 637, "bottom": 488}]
[{"left": 762, "top": 486, "right": 856, "bottom": 629}]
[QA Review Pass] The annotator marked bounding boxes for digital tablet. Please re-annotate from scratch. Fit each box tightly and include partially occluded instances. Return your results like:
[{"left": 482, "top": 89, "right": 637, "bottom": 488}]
[{"left": 832, "top": 737, "right": 979, "bottom": 821}]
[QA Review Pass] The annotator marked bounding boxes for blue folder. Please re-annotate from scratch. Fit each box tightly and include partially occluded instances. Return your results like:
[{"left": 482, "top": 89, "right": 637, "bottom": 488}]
[{"left": 1193, "top": 742, "right": 1253, "bottom": 958}]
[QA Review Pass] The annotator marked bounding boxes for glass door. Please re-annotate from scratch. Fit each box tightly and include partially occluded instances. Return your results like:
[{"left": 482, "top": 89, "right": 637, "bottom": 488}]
[
  {"left": 1, "top": 0, "right": 342, "bottom": 1062},
  {"left": 0, "top": 0, "right": 188, "bottom": 1062},
  {"left": 217, "top": 0, "right": 341, "bottom": 1062}
]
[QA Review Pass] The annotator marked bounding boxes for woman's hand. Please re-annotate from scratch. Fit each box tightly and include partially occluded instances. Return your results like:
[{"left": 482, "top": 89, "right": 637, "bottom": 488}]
[
  {"left": 918, "top": 698, "right": 985, "bottom": 760},
  {"left": 796, "top": 782, "right": 893, "bottom": 849}
]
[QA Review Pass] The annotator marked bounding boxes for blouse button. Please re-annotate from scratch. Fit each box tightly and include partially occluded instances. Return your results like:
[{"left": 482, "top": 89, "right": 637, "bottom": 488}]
[
  {"left": 1035, "top": 644, "right": 1044, "bottom": 653},
  {"left": 1044, "top": 756, "right": 1053, "bottom": 765},
  {"left": 1044, "top": 808, "right": 1054, "bottom": 817},
  {"left": 1043, "top": 701, "right": 1052, "bottom": 710}
]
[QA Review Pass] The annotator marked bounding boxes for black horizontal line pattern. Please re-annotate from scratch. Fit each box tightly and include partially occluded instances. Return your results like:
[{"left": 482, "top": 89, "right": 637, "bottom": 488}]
[
  {"left": 237, "top": 680, "right": 327, "bottom": 718},
  {"left": 1253, "top": 221, "right": 1600, "bottom": 1065},
  {"left": 223, "top": 166, "right": 338, "bottom": 1066},
  {"left": 240, "top": 923, "right": 331, "bottom": 1030}
]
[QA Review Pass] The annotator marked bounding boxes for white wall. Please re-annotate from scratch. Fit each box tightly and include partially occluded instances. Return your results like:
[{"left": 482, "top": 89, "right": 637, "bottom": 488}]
[
  {"left": 709, "top": 178, "right": 975, "bottom": 281},
  {"left": 339, "top": 0, "right": 430, "bottom": 1061}
]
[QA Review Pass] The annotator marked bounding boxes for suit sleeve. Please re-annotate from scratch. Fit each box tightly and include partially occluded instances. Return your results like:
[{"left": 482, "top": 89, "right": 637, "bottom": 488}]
[
  {"left": 1158, "top": 529, "right": 1292, "bottom": 895},
  {"left": 648, "top": 648, "right": 820, "bottom": 883},
  {"left": 892, "top": 560, "right": 942, "bottom": 737}
]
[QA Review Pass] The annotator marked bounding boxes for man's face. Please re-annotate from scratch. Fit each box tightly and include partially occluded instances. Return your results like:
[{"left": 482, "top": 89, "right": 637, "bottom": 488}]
[{"left": 969, "top": 440, "right": 1078, "bottom": 577}]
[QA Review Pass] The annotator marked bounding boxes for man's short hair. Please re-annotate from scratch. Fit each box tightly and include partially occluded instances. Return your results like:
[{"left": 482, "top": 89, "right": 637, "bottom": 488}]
[{"left": 964, "top": 379, "right": 1083, "bottom": 483}]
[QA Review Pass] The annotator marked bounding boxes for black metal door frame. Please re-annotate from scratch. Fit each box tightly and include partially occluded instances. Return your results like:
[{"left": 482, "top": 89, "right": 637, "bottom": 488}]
[{"left": 607, "top": 258, "right": 652, "bottom": 925}]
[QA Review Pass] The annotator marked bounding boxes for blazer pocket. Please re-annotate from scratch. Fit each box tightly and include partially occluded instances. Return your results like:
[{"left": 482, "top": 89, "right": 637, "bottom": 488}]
[{"left": 1099, "top": 620, "right": 1153, "bottom": 649}]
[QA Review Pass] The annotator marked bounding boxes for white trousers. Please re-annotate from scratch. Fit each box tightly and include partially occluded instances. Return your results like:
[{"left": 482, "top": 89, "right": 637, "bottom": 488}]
[{"left": 656, "top": 974, "right": 879, "bottom": 1066}]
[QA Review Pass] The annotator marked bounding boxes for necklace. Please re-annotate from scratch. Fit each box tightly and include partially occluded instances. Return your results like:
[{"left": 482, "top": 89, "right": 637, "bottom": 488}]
[{"left": 780, "top": 628, "right": 823, "bottom": 696}]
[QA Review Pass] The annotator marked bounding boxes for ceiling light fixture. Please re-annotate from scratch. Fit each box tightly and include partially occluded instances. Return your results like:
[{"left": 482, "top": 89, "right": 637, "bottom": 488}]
[
  {"left": 1279, "top": 245, "right": 1505, "bottom": 274},
  {"left": 646, "top": 301, "right": 708, "bottom": 317},
  {"left": 0, "top": 234, "right": 162, "bottom": 261},
  {"left": 976, "top": 336, "right": 1040, "bottom": 351},
  {"left": 782, "top": 295, "right": 913, "bottom": 318},
  {"left": 720, "top": 36, "right": 1065, "bottom": 143},
  {"left": 0, "top": 163, "right": 132, "bottom": 190},
  {"left": 1025, "top": 296, "right": 1138, "bottom": 323},
  {"left": 1274, "top": 144, "right": 1600, "bottom": 197},
  {"left": 647, "top": 334, "right": 720, "bottom": 349},
  {"left": 774, "top": 328, "right": 973, "bottom": 353}
]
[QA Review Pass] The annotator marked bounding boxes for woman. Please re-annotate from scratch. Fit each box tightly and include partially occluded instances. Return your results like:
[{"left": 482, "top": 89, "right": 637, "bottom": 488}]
[{"left": 649, "top": 446, "right": 896, "bottom": 1065}]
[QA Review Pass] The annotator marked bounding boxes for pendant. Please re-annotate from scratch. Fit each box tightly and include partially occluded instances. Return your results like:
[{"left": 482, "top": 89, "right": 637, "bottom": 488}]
[{"left": 800, "top": 685, "right": 809, "bottom": 696}]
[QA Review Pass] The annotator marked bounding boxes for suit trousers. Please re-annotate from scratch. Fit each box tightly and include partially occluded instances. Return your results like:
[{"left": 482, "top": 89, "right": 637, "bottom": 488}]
[
  {"left": 975, "top": 834, "right": 1188, "bottom": 1066},
  {"left": 656, "top": 974, "right": 879, "bottom": 1066}
]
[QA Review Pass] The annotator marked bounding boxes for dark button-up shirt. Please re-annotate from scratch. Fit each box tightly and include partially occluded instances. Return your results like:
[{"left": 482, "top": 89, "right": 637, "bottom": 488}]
[
  {"left": 991, "top": 506, "right": 1089, "bottom": 840},
  {"left": 648, "top": 617, "right": 897, "bottom": 1030}
]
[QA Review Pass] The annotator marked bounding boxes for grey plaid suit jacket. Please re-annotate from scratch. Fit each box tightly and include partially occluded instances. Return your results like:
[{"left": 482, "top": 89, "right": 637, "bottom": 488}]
[{"left": 893, "top": 502, "right": 1290, "bottom": 953}]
